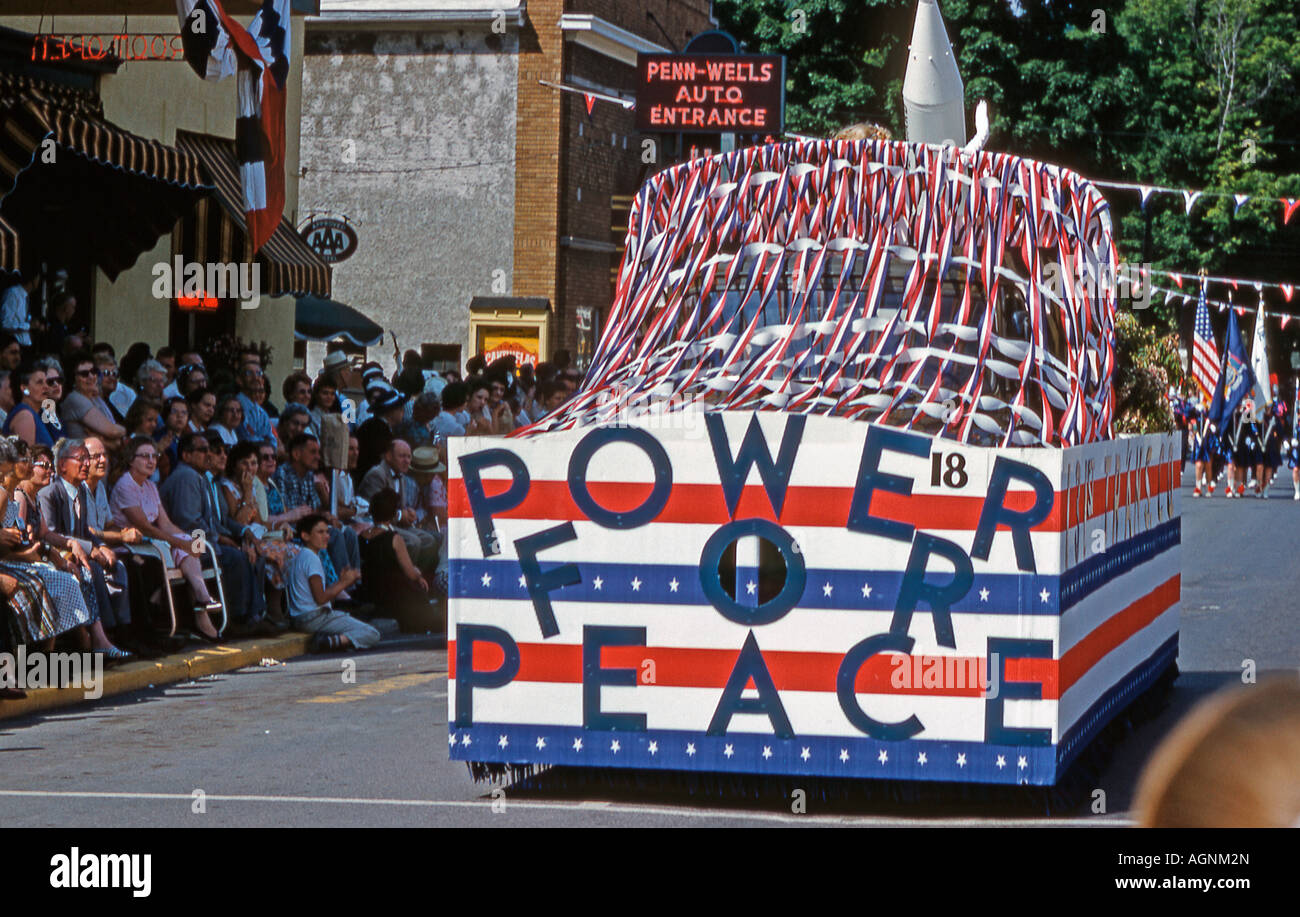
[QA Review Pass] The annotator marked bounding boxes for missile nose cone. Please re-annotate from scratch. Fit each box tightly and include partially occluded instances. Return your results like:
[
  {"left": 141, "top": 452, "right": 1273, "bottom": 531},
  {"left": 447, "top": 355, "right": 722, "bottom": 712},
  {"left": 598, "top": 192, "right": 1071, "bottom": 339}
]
[{"left": 902, "top": 0, "right": 967, "bottom": 145}]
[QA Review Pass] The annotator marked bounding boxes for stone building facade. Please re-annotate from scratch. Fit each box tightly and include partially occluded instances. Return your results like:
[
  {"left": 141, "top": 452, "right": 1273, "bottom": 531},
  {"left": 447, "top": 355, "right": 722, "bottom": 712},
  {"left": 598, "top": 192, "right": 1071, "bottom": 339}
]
[{"left": 299, "top": 0, "right": 716, "bottom": 375}]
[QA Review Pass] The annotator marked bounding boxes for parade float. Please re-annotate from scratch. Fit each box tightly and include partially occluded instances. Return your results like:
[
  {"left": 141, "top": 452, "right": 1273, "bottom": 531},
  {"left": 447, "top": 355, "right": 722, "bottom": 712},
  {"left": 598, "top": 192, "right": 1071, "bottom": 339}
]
[{"left": 446, "top": 1, "right": 1180, "bottom": 789}]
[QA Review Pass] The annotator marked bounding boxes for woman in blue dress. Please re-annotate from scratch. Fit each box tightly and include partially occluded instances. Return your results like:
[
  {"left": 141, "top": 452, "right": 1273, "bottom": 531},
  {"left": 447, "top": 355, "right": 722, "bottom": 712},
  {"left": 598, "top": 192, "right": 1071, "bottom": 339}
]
[{"left": 1, "top": 365, "right": 59, "bottom": 447}]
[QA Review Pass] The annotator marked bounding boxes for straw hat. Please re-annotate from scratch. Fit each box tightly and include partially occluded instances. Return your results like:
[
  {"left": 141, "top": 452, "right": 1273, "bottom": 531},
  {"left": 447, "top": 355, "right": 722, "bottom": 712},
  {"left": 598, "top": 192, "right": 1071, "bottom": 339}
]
[{"left": 411, "top": 446, "right": 445, "bottom": 474}]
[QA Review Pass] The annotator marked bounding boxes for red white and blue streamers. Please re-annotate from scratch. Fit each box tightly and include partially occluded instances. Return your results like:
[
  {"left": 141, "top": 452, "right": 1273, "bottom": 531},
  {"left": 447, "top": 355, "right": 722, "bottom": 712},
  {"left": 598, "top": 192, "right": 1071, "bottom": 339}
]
[{"left": 520, "top": 140, "right": 1119, "bottom": 448}]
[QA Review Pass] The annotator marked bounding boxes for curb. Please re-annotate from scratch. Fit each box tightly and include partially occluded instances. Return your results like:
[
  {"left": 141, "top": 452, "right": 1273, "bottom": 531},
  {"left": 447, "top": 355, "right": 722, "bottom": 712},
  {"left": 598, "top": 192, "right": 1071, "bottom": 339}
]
[{"left": 0, "top": 633, "right": 313, "bottom": 721}]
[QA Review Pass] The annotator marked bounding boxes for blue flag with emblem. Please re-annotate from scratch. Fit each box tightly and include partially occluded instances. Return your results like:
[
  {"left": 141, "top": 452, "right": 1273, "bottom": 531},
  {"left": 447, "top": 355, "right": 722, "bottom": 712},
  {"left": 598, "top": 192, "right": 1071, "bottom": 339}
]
[{"left": 1207, "top": 306, "right": 1255, "bottom": 428}]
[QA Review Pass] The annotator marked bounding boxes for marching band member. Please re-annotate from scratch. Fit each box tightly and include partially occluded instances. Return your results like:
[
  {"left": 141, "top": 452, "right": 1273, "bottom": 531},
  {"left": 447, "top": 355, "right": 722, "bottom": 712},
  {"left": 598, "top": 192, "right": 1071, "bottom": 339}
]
[
  {"left": 1257, "top": 400, "right": 1285, "bottom": 498},
  {"left": 1239, "top": 400, "right": 1262, "bottom": 496},
  {"left": 1189, "top": 396, "right": 1215, "bottom": 496}
]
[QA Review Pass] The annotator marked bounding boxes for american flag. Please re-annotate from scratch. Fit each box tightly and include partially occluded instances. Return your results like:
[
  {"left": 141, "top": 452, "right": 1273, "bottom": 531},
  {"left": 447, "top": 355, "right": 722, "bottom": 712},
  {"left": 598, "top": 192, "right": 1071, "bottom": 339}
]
[
  {"left": 177, "top": 0, "right": 290, "bottom": 255},
  {"left": 1192, "top": 280, "right": 1220, "bottom": 400}
]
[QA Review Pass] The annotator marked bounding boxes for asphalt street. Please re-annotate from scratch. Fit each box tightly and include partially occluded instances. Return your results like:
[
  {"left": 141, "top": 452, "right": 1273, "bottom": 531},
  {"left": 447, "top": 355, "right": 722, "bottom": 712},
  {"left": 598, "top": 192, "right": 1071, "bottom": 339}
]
[{"left": 0, "top": 476, "right": 1295, "bottom": 827}]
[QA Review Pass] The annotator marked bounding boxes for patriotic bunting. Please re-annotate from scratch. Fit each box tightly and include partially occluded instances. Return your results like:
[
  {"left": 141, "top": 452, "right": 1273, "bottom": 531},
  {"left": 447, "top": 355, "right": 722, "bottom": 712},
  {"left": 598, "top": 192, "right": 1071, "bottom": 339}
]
[
  {"left": 1093, "top": 179, "right": 1300, "bottom": 229},
  {"left": 1157, "top": 267, "right": 1300, "bottom": 303},
  {"left": 176, "top": 0, "right": 291, "bottom": 255},
  {"left": 518, "top": 139, "right": 1120, "bottom": 448}
]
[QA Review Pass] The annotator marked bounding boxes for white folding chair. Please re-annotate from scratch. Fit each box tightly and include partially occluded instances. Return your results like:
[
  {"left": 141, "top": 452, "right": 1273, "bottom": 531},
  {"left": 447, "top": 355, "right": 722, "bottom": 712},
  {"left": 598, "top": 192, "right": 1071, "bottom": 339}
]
[{"left": 125, "top": 539, "right": 229, "bottom": 637}]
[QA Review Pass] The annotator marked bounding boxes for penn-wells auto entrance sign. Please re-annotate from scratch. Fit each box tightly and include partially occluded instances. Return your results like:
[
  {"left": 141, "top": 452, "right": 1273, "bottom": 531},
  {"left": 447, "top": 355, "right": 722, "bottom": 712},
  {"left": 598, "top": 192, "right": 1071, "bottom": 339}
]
[{"left": 636, "top": 53, "right": 785, "bottom": 134}]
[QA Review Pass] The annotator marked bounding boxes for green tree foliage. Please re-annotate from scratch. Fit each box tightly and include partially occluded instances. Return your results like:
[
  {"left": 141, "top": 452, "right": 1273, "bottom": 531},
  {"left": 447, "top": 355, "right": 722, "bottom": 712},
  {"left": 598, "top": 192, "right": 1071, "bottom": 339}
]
[
  {"left": 1113, "top": 311, "right": 1185, "bottom": 432},
  {"left": 712, "top": 0, "right": 916, "bottom": 134}
]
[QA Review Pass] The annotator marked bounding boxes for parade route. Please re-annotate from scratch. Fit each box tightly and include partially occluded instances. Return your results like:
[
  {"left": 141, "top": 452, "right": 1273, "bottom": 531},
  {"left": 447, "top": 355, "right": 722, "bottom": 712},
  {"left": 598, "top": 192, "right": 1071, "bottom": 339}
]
[{"left": 0, "top": 477, "right": 1290, "bottom": 827}]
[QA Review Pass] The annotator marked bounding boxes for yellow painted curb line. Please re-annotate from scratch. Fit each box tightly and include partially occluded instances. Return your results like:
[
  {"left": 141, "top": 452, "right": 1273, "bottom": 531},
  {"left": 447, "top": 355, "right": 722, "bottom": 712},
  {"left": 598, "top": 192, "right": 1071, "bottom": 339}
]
[{"left": 0, "top": 633, "right": 312, "bottom": 721}]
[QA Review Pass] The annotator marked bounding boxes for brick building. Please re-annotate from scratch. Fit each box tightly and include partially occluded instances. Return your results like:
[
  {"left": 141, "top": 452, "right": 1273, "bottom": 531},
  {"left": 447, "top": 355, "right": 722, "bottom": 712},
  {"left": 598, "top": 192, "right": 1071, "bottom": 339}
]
[{"left": 299, "top": 0, "right": 717, "bottom": 375}]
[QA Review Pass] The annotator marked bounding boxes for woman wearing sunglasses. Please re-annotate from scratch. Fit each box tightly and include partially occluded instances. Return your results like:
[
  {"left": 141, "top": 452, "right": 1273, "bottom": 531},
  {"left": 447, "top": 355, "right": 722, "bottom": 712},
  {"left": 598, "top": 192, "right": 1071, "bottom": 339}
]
[
  {"left": 109, "top": 435, "right": 222, "bottom": 641},
  {"left": 59, "top": 351, "right": 126, "bottom": 447}
]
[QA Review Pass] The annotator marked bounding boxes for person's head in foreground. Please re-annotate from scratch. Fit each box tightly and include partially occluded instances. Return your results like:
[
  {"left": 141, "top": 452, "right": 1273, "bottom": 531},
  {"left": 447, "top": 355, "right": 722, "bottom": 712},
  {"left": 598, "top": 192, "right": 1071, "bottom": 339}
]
[{"left": 1133, "top": 677, "right": 1300, "bottom": 827}]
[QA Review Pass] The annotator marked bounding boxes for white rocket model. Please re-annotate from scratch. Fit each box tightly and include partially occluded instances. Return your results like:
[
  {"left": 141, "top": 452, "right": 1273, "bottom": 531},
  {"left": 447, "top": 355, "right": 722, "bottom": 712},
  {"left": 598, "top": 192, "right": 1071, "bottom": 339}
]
[{"left": 902, "top": 0, "right": 967, "bottom": 146}]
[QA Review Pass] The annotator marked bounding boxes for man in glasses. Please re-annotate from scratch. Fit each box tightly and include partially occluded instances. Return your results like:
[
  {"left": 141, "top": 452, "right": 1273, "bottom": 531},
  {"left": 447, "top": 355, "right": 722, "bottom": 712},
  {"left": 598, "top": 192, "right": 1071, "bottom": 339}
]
[
  {"left": 38, "top": 438, "right": 142, "bottom": 656},
  {"left": 159, "top": 432, "right": 274, "bottom": 636},
  {"left": 82, "top": 437, "right": 144, "bottom": 552},
  {"left": 95, "top": 352, "right": 130, "bottom": 423}
]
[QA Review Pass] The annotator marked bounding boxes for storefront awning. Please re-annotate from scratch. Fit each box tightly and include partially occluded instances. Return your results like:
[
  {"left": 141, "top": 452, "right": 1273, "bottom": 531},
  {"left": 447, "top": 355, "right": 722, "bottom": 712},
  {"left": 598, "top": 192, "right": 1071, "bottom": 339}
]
[
  {"left": 0, "top": 74, "right": 213, "bottom": 279},
  {"left": 0, "top": 76, "right": 209, "bottom": 200},
  {"left": 0, "top": 214, "right": 17, "bottom": 276},
  {"left": 294, "top": 293, "right": 383, "bottom": 348},
  {"left": 173, "top": 130, "right": 331, "bottom": 298}
]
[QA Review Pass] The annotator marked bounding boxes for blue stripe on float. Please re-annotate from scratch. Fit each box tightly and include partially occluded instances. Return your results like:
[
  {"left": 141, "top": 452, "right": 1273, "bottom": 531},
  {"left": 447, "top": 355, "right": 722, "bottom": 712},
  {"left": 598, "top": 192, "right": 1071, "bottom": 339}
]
[{"left": 450, "top": 519, "right": 1179, "bottom": 617}]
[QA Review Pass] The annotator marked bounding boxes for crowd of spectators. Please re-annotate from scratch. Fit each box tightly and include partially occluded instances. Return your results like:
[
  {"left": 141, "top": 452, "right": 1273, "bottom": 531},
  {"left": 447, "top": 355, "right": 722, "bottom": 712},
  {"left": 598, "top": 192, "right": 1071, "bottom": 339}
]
[{"left": 0, "top": 280, "right": 585, "bottom": 691}]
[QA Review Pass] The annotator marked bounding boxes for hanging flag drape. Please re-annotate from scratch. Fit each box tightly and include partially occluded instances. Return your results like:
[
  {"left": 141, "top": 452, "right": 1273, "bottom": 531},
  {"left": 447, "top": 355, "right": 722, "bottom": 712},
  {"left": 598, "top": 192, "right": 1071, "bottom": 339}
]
[{"left": 176, "top": 0, "right": 291, "bottom": 255}]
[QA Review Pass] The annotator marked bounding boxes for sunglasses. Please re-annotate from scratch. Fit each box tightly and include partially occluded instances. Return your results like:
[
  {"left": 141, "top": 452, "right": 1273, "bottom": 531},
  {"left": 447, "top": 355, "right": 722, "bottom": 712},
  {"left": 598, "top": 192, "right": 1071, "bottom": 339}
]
[
  {"left": 45, "top": 377, "right": 62, "bottom": 386},
  {"left": 76, "top": 368, "right": 98, "bottom": 377},
  {"left": 99, "top": 369, "right": 118, "bottom": 378},
  {"left": 33, "top": 461, "right": 52, "bottom": 469}
]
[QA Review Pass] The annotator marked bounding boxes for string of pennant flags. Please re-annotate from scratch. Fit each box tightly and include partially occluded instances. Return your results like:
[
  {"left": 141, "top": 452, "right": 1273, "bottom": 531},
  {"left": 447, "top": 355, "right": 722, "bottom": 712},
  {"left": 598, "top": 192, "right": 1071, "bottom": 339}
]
[
  {"left": 1140, "top": 266, "right": 1295, "bottom": 302},
  {"left": 1090, "top": 178, "right": 1300, "bottom": 224},
  {"left": 1147, "top": 283, "right": 1295, "bottom": 328}
]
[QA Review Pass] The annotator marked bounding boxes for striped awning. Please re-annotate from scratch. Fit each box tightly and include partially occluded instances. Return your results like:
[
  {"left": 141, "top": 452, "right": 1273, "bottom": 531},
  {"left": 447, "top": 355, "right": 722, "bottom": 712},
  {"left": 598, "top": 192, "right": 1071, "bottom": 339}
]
[
  {"left": 0, "top": 74, "right": 209, "bottom": 203},
  {"left": 0, "top": 72, "right": 212, "bottom": 279},
  {"left": 173, "top": 130, "right": 330, "bottom": 298},
  {"left": 0, "top": 213, "right": 17, "bottom": 275}
]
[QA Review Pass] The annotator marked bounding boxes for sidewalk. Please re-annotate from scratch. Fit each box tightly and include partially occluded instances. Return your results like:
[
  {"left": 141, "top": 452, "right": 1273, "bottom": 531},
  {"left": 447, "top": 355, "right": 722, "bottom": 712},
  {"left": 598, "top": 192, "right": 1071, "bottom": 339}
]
[{"left": 0, "top": 632, "right": 313, "bottom": 721}]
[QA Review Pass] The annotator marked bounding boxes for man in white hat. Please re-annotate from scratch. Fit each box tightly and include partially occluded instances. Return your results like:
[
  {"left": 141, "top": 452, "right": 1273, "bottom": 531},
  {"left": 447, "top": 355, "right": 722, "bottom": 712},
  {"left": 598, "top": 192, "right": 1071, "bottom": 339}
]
[
  {"left": 320, "top": 350, "right": 360, "bottom": 426},
  {"left": 409, "top": 444, "right": 447, "bottom": 533}
]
